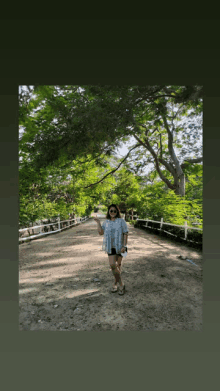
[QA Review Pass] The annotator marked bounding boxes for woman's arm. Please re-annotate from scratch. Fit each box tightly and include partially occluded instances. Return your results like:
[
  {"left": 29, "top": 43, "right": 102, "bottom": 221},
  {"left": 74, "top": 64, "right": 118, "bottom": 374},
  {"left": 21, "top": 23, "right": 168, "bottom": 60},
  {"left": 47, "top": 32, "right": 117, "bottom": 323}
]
[
  {"left": 123, "top": 233, "right": 128, "bottom": 247},
  {"left": 94, "top": 216, "right": 104, "bottom": 235},
  {"left": 97, "top": 221, "right": 104, "bottom": 235}
]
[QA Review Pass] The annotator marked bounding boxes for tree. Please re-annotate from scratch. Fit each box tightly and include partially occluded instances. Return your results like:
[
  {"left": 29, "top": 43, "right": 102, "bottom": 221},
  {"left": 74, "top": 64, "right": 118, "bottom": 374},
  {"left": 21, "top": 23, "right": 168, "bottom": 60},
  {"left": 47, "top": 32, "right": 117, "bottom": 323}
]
[
  {"left": 80, "top": 85, "right": 202, "bottom": 196},
  {"left": 19, "top": 145, "right": 115, "bottom": 226},
  {"left": 131, "top": 99, "right": 202, "bottom": 196},
  {"left": 104, "top": 165, "right": 142, "bottom": 214},
  {"left": 19, "top": 85, "right": 203, "bottom": 198}
]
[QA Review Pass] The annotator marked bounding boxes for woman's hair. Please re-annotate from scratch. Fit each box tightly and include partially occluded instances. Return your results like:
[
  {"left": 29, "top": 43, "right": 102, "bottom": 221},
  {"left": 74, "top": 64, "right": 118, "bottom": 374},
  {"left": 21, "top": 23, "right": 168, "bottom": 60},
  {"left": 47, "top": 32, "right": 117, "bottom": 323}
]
[{"left": 106, "top": 204, "right": 121, "bottom": 220}]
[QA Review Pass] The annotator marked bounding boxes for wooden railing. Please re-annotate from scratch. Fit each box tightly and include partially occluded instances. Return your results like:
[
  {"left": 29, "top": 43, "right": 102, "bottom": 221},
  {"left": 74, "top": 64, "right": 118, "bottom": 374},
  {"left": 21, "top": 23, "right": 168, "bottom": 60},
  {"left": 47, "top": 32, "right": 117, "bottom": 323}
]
[
  {"left": 19, "top": 215, "right": 90, "bottom": 243},
  {"left": 132, "top": 217, "right": 202, "bottom": 243}
]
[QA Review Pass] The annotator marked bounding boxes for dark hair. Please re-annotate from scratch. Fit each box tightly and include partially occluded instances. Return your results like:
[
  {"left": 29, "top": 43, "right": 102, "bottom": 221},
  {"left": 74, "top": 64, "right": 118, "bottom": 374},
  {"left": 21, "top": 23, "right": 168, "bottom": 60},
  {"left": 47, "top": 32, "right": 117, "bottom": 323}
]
[{"left": 106, "top": 204, "right": 121, "bottom": 220}]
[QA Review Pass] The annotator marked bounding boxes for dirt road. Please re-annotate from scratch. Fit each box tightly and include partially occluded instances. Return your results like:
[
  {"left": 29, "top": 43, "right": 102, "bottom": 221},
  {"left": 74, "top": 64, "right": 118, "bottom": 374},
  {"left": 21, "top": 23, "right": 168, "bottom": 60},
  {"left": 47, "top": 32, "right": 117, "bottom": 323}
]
[{"left": 19, "top": 216, "right": 203, "bottom": 331}]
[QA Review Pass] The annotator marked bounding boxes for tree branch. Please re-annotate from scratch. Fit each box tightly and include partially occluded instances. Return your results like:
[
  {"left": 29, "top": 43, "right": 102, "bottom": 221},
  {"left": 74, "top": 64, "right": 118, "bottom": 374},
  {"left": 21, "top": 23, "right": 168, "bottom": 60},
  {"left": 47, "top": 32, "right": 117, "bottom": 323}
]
[
  {"left": 158, "top": 158, "right": 176, "bottom": 176},
  {"left": 83, "top": 143, "right": 141, "bottom": 188},
  {"left": 181, "top": 157, "right": 203, "bottom": 169},
  {"left": 133, "top": 134, "right": 175, "bottom": 191},
  {"left": 161, "top": 113, "right": 183, "bottom": 177},
  {"left": 160, "top": 133, "right": 162, "bottom": 159}
]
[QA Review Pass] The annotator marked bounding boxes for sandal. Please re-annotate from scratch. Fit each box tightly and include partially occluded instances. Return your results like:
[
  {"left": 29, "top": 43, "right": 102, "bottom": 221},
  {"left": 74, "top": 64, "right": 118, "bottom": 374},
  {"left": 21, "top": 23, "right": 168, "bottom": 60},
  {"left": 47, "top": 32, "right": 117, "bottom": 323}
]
[
  {"left": 111, "top": 284, "right": 118, "bottom": 293},
  {"left": 118, "top": 284, "right": 125, "bottom": 295}
]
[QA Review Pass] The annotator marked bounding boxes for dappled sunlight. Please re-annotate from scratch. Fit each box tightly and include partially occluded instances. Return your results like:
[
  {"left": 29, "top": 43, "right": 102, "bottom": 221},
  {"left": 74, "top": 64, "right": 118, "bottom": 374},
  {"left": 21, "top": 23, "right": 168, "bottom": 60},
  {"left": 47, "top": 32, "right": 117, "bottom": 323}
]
[
  {"left": 20, "top": 272, "right": 79, "bottom": 286},
  {"left": 20, "top": 268, "right": 85, "bottom": 284},
  {"left": 61, "top": 247, "right": 100, "bottom": 254},
  {"left": 62, "top": 288, "right": 100, "bottom": 299},
  {"left": 32, "top": 258, "right": 83, "bottom": 266},
  {"left": 36, "top": 252, "right": 58, "bottom": 257},
  {"left": 73, "top": 235, "right": 97, "bottom": 239},
  {"left": 129, "top": 249, "right": 154, "bottom": 256},
  {"left": 20, "top": 252, "right": 108, "bottom": 285},
  {"left": 19, "top": 287, "right": 38, "bottom": 294},
  {"left": 19, "top": 218, "right": 202, "bottom": 331}
]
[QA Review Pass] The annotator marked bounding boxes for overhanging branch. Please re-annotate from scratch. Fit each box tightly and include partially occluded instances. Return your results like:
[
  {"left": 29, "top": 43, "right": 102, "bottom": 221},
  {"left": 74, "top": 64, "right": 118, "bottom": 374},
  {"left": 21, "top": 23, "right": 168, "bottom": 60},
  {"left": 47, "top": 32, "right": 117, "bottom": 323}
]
[
  {"left": 133, "top": 134, "right": 175, "bottom": 191},
  {"left": 84, "top": 143, "right": 141, "bottom": 188},
  {"left": 181, "top": 157, "right": 203, "bottom": 169}
]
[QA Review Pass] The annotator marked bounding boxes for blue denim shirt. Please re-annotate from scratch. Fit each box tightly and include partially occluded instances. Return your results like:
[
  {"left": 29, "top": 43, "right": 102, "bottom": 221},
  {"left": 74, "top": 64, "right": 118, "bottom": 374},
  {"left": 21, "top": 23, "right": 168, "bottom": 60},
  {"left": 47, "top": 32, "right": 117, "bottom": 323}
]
[{"left": 101, "top": 218, "right": 129, "bottom": 254}]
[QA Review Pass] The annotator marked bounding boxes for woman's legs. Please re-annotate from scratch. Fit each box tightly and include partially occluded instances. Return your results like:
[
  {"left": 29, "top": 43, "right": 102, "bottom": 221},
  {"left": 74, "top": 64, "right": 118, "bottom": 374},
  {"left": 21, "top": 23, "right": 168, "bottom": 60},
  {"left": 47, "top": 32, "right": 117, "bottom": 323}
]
[
  {"left": 116, "top": 254, "right": 122, "bottom": 274},
  {"left": 108, "top": 254, "right": 123, "bottom": 287},
  {"left": 108, "top": 255, "right": 117, "bottom": 286},
  {"left": 116, "top": 255, "right": 124, "bottom": 289}
]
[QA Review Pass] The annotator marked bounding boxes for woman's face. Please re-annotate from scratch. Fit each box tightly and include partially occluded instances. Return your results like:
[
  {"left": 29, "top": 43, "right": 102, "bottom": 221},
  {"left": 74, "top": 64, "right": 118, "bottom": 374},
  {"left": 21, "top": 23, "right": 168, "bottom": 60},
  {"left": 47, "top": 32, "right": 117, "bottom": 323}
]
[{"left": 109, "top": 206, "right": 117, "bottom": 218}]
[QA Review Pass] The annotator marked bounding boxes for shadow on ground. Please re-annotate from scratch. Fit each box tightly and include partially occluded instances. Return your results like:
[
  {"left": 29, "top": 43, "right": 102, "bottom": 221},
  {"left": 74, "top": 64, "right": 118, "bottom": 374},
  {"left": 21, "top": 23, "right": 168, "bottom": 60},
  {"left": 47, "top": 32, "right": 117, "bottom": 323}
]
[{"left": 19, "top": 217, "right": 203, "bottom": 331}]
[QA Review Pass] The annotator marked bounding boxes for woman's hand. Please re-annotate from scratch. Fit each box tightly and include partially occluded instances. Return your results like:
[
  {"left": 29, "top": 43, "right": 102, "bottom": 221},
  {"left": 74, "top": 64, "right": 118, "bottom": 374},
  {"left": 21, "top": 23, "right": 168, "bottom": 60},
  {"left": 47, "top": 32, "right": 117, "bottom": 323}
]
[
  {"left": 93, "top": 215, "right": 100, "bottom": 223},
  {"left": 120, "top": 246, "right": 126, "bottom": 253}
]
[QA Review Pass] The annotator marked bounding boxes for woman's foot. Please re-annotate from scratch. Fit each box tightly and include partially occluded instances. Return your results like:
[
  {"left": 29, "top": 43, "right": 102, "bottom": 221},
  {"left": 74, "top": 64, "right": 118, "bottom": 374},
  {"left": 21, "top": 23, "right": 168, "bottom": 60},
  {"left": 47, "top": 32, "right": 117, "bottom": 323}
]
[
  {"left": 111, "top": 283, "right": 118, "bottom": 293},
  {"left": 118, "top": 284, "right": 125, "bottom": 295}
]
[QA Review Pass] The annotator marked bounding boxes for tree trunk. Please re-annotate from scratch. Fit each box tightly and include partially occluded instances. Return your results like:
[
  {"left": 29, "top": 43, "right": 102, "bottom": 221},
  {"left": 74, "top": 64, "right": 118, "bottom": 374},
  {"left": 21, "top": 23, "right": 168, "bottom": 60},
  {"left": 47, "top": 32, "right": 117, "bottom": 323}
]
[{"left": 175, "top": 173, "right": 185, "bottom": 196}]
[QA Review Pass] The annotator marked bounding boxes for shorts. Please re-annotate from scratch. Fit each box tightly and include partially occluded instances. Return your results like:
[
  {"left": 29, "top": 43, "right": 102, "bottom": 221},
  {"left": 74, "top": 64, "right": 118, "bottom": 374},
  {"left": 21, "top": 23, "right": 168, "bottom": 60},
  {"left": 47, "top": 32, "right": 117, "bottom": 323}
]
[{"left": 107, "top": 247, "right": 128, "bottom": 256}]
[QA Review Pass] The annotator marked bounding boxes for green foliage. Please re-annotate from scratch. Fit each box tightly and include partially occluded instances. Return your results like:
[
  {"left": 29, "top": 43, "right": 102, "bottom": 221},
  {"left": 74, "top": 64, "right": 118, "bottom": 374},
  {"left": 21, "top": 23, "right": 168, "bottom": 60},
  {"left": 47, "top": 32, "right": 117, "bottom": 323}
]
[
  {"left": 127, "top": 220, "right": 137, "bottom": 226},
  {"left": 101, "top": 165, "right": 141, "bottom": 212},
  {"left": 137, "top": 181, "right": 202, "bottom": 229},
  {"left": 102, "top": 162, "right": 202, "bottom": 229},
  {"left": 19, "top": 85, "right": 203, "bottom": 232},
  {"left": 19, "top": 85, "right": 202, "bottom": 173},
  {"left": 19, "top": 147, "right": 114, "bottom": 226},
  {"left": 185, "top": 164, "right": 203, "bottom": 203}
]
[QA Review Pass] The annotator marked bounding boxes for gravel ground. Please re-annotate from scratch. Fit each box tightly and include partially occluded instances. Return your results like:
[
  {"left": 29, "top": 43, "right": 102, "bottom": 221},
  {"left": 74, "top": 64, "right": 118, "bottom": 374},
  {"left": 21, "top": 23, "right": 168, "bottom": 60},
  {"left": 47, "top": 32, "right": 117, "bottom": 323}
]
[{"left": 19, "top": 214, "right": 203, "bottom": 331}]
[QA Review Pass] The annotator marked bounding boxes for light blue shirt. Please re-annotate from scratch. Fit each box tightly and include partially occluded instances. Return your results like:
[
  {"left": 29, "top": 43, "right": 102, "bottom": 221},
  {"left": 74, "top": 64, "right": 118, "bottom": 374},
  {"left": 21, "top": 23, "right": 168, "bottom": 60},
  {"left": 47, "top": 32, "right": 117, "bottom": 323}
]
[{"left": 101, "top": 218, "right": 129, "bottom": 254}]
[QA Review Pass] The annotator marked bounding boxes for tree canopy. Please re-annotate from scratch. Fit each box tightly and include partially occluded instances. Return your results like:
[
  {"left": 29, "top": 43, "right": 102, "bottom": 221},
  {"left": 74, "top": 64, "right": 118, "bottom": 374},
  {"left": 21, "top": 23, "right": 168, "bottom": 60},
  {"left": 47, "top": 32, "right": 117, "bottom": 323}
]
[{"left": 19, "top": 84, "right": 203, "bottom": 229}]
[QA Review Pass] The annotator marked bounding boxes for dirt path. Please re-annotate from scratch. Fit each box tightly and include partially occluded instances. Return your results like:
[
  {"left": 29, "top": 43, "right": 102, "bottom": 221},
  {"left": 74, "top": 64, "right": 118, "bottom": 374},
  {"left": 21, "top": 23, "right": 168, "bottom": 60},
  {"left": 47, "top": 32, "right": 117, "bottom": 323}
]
[{"left": 19, "top": 215, "right": 203, "bottom": 331}]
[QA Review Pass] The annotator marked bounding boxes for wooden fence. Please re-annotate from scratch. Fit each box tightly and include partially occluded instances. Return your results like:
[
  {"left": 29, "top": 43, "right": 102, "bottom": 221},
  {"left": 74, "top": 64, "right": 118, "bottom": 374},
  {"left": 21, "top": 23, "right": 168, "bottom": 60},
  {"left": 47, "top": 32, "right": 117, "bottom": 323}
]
[
  {"left": 133, "top": 217, "right": 202, "bottom": 244},
  {"left": 19, "top": 215, "right": 89, "bottom": 243}
]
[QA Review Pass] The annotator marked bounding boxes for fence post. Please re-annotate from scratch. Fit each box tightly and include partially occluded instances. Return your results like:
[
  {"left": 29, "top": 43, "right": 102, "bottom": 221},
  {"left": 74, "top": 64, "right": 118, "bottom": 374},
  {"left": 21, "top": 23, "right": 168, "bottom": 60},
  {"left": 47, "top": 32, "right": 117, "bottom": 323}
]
[
  {"left": 160, "top": 218, "right": 163, "bottom": 232},
  {"left": 58, "top": 215, "right": 60, "bottom": 231},
  {"left": 185, "top": 221, "right": 188, "bottom": 240}
]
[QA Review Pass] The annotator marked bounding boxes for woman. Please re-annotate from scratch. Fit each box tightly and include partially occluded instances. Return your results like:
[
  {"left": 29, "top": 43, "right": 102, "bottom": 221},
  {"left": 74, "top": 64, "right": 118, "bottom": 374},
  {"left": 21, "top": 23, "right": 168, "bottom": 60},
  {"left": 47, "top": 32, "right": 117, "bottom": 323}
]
[{"left": 94, "top": 204, "right": 129, "bottom": 295}]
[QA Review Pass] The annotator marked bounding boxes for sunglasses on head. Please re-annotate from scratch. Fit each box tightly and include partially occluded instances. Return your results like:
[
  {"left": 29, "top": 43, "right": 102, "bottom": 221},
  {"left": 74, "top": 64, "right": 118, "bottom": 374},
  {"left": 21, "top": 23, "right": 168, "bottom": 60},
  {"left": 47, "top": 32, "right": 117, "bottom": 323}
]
[{"left": 110, "top": 209, "right": 117, "bottom": 213}]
